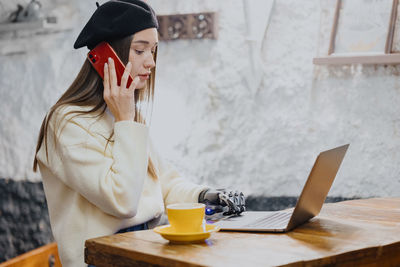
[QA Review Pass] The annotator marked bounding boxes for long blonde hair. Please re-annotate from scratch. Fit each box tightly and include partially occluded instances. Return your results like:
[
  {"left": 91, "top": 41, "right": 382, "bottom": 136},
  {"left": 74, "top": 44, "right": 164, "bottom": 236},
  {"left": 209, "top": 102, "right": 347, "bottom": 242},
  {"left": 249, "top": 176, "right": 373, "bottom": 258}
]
[{"left": 33, "top": 35, "right": 158, "bottom": 180}]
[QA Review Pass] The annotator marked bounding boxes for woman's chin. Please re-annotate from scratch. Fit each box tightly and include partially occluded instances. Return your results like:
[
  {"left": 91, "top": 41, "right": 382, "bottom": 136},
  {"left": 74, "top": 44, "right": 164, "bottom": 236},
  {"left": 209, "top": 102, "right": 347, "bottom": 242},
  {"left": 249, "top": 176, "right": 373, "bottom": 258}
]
[{"left": 136, "top": 82, "right": 147, "bottom": 90}]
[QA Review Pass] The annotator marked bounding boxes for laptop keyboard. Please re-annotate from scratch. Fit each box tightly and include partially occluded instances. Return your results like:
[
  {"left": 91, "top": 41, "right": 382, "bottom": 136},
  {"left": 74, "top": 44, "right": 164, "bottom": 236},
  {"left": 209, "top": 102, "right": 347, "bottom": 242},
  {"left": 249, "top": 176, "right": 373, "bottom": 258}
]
[{"left": 244, "top": 211, "right": 292, "bottom": 228}]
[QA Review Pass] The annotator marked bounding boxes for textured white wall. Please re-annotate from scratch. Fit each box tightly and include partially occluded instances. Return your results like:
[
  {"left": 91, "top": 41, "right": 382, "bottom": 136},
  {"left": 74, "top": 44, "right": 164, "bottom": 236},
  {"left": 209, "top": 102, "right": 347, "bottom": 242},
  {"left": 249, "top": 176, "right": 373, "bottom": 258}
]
[{"left": 1, "top": 0, "right": 399, "bottom": 198}]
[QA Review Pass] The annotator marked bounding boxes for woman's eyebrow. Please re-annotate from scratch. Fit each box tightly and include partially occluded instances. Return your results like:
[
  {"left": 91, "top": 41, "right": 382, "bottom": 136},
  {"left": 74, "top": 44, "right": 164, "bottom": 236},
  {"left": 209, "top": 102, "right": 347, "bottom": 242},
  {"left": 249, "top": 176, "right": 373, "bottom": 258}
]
[{"left": 132, "top": 40, "right": 158, "bottom": 46}]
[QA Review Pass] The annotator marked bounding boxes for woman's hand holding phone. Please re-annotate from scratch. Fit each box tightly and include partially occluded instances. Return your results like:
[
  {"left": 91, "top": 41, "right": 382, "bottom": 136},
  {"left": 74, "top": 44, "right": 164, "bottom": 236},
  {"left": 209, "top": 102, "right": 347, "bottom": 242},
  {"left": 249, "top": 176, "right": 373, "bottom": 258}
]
[{"left": 103, "top": 57, "right": 140, "bottom": 122}]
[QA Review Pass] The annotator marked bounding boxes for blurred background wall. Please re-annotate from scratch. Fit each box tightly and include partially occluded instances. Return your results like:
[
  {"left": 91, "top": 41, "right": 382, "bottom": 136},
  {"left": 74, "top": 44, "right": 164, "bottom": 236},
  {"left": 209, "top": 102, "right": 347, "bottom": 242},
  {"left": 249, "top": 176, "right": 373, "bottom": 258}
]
[{"left": 1, "top": 0, "right": 399, "bottom": 262}]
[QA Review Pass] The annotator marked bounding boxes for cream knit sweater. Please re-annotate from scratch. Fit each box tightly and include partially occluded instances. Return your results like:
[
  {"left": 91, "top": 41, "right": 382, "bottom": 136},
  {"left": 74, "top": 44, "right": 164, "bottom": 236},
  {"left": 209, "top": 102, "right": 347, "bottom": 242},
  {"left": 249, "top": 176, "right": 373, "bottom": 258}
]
[{"left": 36, "top": 105, "right": 208, "bottom": 267}]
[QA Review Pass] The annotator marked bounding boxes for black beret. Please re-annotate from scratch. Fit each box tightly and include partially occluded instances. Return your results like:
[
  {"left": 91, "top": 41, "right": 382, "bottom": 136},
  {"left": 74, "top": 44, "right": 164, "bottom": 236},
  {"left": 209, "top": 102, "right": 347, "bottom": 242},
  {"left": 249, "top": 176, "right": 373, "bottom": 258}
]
[{"left": 74, "top": 0, "right": 158, "bottom": 50}]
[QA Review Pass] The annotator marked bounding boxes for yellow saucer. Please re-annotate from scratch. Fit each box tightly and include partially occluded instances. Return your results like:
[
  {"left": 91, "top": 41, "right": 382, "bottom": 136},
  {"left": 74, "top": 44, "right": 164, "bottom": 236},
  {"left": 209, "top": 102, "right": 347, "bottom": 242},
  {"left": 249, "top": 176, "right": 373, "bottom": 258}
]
[{"left": 154, "top": 224, "right": 220, "bottom": 243}]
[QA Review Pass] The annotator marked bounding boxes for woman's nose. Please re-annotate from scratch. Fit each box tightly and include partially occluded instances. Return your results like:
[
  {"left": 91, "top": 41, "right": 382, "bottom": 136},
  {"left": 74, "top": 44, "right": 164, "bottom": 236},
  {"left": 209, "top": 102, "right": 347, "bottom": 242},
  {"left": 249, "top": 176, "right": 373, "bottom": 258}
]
[{"left": 144, "top": 54, "right": 156, "bottom": 69}]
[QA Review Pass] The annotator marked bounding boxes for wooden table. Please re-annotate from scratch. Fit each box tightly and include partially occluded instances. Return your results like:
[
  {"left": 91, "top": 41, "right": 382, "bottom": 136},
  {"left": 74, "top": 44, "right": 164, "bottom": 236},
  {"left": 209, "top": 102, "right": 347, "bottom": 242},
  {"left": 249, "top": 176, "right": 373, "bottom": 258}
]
[{"left": 85, "top": 198, "right": 400, "bottom": 266}]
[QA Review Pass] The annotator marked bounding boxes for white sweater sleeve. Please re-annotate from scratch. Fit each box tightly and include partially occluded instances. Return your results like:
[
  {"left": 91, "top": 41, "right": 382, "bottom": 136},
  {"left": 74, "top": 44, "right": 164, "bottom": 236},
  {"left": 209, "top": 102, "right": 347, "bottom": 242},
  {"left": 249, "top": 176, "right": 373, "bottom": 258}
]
[
  {"left": 149, "top": 140, "right": 209, "bottom": 206},
  {"left": 39, "top": 110, "right": 149, "bottom": 219}
]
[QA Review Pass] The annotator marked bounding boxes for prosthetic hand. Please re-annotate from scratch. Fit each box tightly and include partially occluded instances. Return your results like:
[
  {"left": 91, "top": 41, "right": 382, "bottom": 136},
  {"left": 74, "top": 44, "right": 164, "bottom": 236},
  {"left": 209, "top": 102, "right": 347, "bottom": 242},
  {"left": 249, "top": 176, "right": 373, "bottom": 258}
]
[{"left": 198, "top": 188, "right": 246, "bottom": 217}]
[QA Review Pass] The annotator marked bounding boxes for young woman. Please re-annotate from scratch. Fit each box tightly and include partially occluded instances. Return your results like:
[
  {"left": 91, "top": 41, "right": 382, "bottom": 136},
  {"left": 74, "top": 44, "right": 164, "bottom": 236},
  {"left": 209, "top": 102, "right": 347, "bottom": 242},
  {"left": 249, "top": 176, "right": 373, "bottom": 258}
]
[{"left": 33, "top": 1, "right": 245, "bottom": 266}]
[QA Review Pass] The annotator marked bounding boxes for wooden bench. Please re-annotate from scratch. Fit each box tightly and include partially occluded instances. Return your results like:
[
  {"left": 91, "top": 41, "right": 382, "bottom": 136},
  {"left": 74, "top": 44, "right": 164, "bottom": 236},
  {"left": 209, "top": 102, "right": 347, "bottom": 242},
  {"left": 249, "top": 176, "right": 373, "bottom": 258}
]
[{"left": 0, "top": 242, "right": 61, "bottom": 267}]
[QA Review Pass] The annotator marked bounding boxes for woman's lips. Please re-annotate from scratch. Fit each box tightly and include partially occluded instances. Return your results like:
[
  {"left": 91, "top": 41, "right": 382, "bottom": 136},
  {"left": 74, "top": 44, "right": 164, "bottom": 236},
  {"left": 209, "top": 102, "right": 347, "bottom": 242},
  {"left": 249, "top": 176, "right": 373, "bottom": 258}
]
[{"left": 138, "top": 74, "right": 150, "bottom": 80}]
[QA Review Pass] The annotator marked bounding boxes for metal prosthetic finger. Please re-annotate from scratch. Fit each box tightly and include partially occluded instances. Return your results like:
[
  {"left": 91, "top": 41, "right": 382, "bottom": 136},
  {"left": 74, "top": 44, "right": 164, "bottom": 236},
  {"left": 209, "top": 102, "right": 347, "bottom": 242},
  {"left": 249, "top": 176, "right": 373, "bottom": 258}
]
[
  {"left": 233, "top": 191, "right": 242, "bottom": 214},
  {"left": 239, "top": 192, "right": 246, "bottom": 213},
  {"left": 228, "top": 191, "right": 240, "bottom": 214},
  {"left": 219, "top": 193, "right": 237, "bottom": 215}
]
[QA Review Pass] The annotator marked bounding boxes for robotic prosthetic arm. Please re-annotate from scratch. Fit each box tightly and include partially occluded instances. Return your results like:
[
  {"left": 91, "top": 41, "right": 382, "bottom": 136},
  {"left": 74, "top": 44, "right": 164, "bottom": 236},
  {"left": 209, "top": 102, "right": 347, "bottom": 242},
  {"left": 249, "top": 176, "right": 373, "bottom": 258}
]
[{"left": 198, "top": 189, "right": 246, "bottom": 218}]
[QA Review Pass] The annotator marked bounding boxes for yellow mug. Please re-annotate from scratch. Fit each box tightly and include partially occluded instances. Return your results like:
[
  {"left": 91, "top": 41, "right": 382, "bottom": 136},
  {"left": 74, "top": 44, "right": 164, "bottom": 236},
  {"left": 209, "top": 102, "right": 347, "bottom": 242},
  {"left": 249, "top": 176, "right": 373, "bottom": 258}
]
[{"left": 166, "top": 203, "right": 205, "bottom": 233}]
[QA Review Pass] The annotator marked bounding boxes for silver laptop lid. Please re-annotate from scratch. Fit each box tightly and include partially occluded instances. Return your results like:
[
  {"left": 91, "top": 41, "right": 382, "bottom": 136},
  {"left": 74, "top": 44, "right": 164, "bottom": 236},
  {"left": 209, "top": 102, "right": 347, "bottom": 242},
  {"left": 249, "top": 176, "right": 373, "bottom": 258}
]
[{"left": 286, "top": 144, "right": 349, "bottom": 231}]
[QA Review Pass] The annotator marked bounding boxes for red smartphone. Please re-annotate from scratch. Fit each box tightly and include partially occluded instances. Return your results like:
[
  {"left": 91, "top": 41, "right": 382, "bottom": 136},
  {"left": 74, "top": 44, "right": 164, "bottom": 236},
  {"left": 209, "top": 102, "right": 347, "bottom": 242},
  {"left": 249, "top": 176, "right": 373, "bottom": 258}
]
[{"left": 87, "top": 42, "right": 133, "bottom": 87}]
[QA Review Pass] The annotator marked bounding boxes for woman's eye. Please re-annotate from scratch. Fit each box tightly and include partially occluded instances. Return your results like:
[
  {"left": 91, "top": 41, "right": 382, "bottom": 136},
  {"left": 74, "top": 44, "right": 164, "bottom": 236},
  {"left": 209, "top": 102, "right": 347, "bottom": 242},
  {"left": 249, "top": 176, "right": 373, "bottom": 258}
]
[{"left": 135, "top": 50, "right": 144, "bottom": 55}]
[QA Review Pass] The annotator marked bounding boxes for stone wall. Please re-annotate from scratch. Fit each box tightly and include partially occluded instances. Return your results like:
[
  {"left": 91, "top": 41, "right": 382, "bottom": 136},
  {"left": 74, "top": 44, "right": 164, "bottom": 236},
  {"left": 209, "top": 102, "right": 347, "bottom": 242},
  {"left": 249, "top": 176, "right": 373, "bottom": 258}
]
[{"left": 0, "top": 179, "right": 52, "bottom": 263}]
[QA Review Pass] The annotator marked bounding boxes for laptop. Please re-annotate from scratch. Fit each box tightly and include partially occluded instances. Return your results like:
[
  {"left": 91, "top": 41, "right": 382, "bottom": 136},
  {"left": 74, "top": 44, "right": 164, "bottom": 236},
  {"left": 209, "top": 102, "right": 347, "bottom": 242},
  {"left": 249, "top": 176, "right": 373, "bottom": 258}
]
[{"left": 213, "top": 144, "right": 349, "bottom": 232}]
